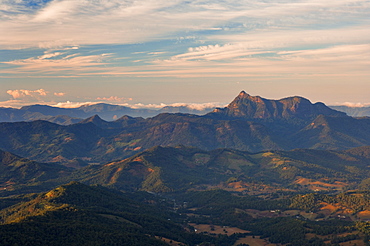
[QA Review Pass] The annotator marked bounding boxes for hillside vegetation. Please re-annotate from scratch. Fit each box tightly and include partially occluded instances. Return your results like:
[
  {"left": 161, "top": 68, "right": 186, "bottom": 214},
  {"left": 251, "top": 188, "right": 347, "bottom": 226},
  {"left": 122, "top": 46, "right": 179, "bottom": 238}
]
[{"left": 1, "top": 92, "right": 370, "bottom": 165}]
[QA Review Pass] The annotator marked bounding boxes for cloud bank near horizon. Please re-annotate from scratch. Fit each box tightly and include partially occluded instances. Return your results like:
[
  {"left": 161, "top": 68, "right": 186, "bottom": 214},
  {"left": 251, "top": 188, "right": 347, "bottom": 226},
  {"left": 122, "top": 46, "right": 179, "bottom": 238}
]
[{"left": 1, "top": 87, "right": 369, "bottom": 110}]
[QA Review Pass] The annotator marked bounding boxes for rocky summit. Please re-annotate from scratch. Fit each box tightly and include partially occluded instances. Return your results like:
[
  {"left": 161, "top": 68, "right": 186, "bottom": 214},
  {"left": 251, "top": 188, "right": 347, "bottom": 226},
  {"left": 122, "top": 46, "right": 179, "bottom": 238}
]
[{"left": 208, "top": 91, "right": 347, "bottom": 120}]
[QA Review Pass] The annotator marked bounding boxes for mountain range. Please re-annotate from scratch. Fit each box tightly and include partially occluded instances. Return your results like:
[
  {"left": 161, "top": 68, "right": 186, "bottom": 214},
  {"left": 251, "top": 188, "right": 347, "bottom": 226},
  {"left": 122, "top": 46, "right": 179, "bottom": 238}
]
[
  {"left": 1, "top": 91, "right": 370, "bottom": 165},
  {"left": 0, "top": 103, "right": 215, "bottom": 124},
  {"left": 3, "top": 144, "right": 370, "bottom": 195},
  {"left": 60, "top": 145, "right": 370, "bottom": 193},
  {"left": 3, "top": 91, "right": 370, "bottom": 245},
  {"left": 2, "top": 93, "right": 369, "bottom": 126}
]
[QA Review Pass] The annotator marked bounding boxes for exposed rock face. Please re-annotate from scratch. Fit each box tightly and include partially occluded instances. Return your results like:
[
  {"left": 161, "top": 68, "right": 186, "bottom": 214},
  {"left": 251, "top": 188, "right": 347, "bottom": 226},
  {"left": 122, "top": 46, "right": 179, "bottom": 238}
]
[{"left": 209, "top": 91, "right": 347, "bottom": 120}]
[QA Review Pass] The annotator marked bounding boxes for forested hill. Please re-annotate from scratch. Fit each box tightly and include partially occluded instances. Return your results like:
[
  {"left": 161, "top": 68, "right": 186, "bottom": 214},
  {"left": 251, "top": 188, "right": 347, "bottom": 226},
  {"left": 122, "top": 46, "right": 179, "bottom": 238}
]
[
  {"left": 0, "top": 182, "right": 239, "bottom": 246},
  {"left": 0, "top": 149, "right": 71, "bottom": 192},
  {"left": 59, "top": 145, "right": 370, "bottom": 193},
  {"left": 4, "top": 145, "right": 370, "bottom": 195},
  {"left": 1, "top": 92, "right": 370, "bottom": 165}
]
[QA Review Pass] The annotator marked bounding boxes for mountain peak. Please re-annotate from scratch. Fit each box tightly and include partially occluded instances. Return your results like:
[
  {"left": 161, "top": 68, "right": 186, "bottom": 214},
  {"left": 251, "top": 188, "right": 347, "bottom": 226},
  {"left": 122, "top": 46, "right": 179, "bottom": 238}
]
[
  {"left": 80, "top": 114, "right": 106, "bottom": 124},
  {"left": 78, "top": 114, "right": 112, "bottom": 129},
  {"left": 209, "top": 92, "right": 346, "bottom": 120},
  {"left": 0, "top": 149, "right": 21, "bottom": 165},
  {"left": 238, "top": 90, "right": 249, "bottom": 96}
]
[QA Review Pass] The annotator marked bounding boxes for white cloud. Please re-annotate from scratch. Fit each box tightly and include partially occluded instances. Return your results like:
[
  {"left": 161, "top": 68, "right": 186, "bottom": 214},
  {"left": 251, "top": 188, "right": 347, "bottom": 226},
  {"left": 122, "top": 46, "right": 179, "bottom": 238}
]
[
  {"left": 52, "top": 101, "right": 97, "bottom": 108},
  {"left": 169, "top": 102, "right": 226, "bottom": 111},
  {"left": 49, "top": 101, "right": 225, "bottom": 111},
  {"left": 1, "top": 89, "right": 70, "bottom": 107},
  {"left": 7, "top": 89, "right": 48, "bottom": 99},
  {"left": 0, "top": 99, "right": 29, "bottom": 109},
  {"left": 127, "top": 102, "right": 225, "bottom": 110}
]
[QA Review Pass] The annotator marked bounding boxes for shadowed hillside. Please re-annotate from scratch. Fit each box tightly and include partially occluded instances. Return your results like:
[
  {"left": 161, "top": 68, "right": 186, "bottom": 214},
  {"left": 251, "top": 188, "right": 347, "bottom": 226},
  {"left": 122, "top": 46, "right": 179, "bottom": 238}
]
[
  {"left": 0, "top": 182, "right": 239, "bottom": 246},
  {"left": 1, "top": 92, "right": 369, "bottom": 166}
]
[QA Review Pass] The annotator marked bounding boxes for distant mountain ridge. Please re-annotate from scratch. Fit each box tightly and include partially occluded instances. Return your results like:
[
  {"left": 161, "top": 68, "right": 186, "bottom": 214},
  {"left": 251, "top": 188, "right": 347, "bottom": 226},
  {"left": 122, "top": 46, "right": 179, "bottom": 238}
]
[
  {"left": 1, "top": 91, "right": 369, "bottom": 164},
  {"left": 330, "top": 105, "right": 370, "bottom": 117},
  {"left": 0, "top": 103, "right": 216, "bottom": 124},
  {"left": 0, "top": 94, "right": 364, "bottom": 124}
]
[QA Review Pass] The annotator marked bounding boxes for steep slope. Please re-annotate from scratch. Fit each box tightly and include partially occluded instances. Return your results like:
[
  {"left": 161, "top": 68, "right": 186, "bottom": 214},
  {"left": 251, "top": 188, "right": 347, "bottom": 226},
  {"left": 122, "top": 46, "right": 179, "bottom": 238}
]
[
  {"left": 38, "top": 115, "right": 82, "bottom": 125},
  {"left": 0, "top": 182, "right": 225, "bottom": 246},
  {"left": 292, "top": 115, "right": 370, "bottom": 149},
  {"left": 57, "top": 146, "right": 370, "bottom": 193},
  {"left": 79, "top": 114, "right": 111, "bottom": 128},
  {"left": 0, "top": 112, "right": 282, "bottom": 163},
  {"left": 3, "top": 145, "right": 370, "bottom": 195},
  {"left": 104, "top": 113, "right": 283, "bottom": 156},
  {"left": 0, "top": 149, "right": 71, "bottom": 192},
  {"left": 1, "top": 92, "right": 369, "bottom": 164},
  {"left": 64, "top": 146, "right": 222, "bottom": 193},
  {"left": 0, "top": 120, "right": 104, "bottom": 163},
  {"left": 208, "top": 91, "right": 346, "bottom": 120}
]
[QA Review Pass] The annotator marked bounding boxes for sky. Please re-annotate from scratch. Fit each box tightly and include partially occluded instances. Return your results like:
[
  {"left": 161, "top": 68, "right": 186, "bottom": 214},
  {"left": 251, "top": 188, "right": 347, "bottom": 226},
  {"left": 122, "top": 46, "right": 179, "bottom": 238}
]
[{"left": 0, "top": 0, "right": 370, "bottom": 109}]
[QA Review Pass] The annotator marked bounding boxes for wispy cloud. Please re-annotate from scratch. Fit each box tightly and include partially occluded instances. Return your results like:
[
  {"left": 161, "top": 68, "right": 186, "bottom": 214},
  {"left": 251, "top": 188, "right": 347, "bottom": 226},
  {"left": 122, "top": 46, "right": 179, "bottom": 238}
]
[
  {"left": 94, "top": 42, "right": 369, "bottom": 79},
  {"left": 96, "top": 96, "right": 133, "bottom": 103},
  {"left": 1, "top": 0, "right": 369, "bottom": 48},
  {"left": 333, "top": 102, "right": 370, "bottom": 108},
  {"left": 2, "top": 51, "right": 112, "bottom": 76}
]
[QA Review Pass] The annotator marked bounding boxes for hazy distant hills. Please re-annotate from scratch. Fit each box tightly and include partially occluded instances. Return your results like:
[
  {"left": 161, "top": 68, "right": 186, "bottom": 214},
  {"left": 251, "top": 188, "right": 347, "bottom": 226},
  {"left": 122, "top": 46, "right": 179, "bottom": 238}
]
[
  {"left": 0, "top": 103, "right": 215, "bottom": 124},
  {"left": 1, "top": 91, "right": 370, "bottom": 164},
  {"left": 330, "top": 105, "right": 370, "bottom": 117}
]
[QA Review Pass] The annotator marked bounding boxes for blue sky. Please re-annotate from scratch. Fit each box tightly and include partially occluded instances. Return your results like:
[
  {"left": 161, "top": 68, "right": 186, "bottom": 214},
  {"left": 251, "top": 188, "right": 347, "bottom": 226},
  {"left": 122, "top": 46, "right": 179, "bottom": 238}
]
[{"left": 1, "top": 0, "right": 370, "bottom": 108}]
